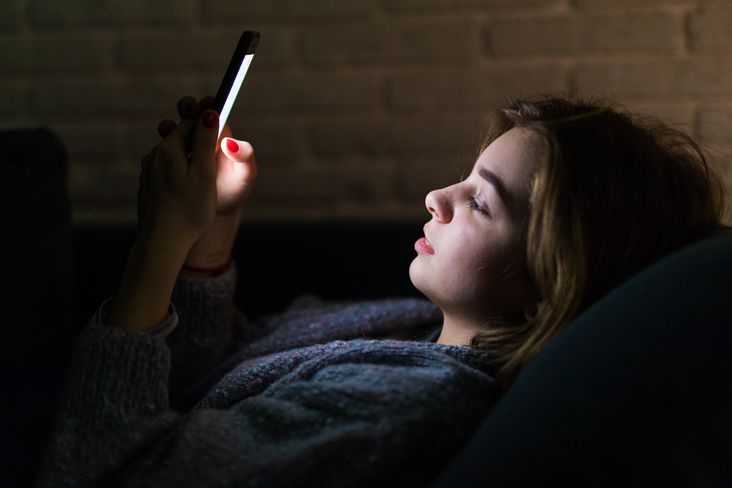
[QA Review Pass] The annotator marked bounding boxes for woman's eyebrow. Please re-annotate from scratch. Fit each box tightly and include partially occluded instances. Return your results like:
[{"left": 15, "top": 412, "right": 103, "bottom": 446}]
[{"left": 478, "top": 167, "right": 508, "bottom": 205}]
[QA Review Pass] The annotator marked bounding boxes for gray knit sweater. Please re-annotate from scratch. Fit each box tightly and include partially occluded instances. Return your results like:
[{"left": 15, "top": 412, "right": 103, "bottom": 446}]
[{"left": 37, "top": 262, "right": 499, "bottom": 487}]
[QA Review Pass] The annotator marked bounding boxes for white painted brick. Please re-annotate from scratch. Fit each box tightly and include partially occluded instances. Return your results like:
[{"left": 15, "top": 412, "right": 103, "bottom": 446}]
[
  {"left": 50, "top": 122, "right": 128, "bottom": 161},
  {"left": 575, "top": 0, "right": 703, "bottom": 9},
  {"left": 0, "top": 0, "right": 24, "bottom": 32},
  {"left": 576, "top": 56, "right": 732, "bottom": 98},
  {"left": 688, "top": 4, "right": 732, "bottom": 52},
  {"left": 398, "top": 150, "right": 471, "bottom": 199},
  {"left": 382, "top": 0, "right": 558, "bottom": 13},
  {"left": 0, "top": 36, "right": 113, "bottom": 74},
  {"left": 628, "top": 102, "right": 696, "bottom": 133},
  {"left": 226, "top": 116, "right": 304, "bottom": 160},
  {"left": 251, "top": 161, "right": 396, "bottom": 202},
  {"left": 117, "top": 29, "right": 290, "bottom": 73},
  {"left": 6, "top": 0, "right": 732, "bottom": 225},
  {"left": 388, "top": 64, "right": 567, "bottom": 111},
  {"left": 390, "top": 114, "right": 488, "bottom": 158},
  {"left": 28, "top": 77, "right": 202, "bottom": 116},
  {"left": 305, "top": 117, "right": 393, "bottom": 159},
  {"left": 0, "top": 82, "right": 25, "bottom": 119},
  {"left": 301, "top": 20, "right": 477, "bottom": 65},
  {"left": 67, "top": 159, "right": 138, "bottom": 205},
  {"left": 118, "top": 32, "right": 237, "bottom": 73},
  {"left": 203, "top": 72, "right": 381, "bottom": 111},
  {"left": 306, "top": 113, "right": 487, "bottom": 161},
  {"left": 202, "top": 0, "right": 371, "bottom": 22},
  {"left": 28, "top": 0, "right": 196, "bottom": 28},
  {"left": 698, "top": 107, "right": 732, "bottom": 145},
  {"left": 491, "top": 11, "right": 680, "bottom": 56}
]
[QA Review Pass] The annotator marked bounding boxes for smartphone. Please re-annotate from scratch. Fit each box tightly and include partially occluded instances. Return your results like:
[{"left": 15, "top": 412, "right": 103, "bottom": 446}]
[{"left": 213, "top": 30, "right": 260, "bottom": 138}]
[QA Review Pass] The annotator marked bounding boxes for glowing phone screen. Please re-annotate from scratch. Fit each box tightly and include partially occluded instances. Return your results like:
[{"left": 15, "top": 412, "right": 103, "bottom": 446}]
[
  {"left": 217, "top": 53, "right": 254, "bottom": 138},
  {"left": 213, "top": 31, "right": 259, "bottom": 138}
]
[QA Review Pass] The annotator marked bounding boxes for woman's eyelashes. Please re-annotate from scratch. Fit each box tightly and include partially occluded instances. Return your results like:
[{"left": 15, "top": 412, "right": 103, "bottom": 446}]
[{"left": 467, "top": 194, "right": 491, "bottom": 217}]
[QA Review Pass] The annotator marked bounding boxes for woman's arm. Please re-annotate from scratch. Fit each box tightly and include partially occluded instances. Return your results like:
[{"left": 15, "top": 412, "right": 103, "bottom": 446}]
[
  {"left": 109, "top": 107, "right": 220, "bottom": 332},
  {"left": 110, "top": 95, "right": 256, "bottom": 331},
  {"left": 181, "top": 208, "right": 242, "bottom": 277},
  {"left": 109, "top": 233, "right": 190, "bottom": 332},
  {"left": 166, "top": 210, "right": 252, "bottom": 408},
  {"left": 167, "top": 96, "right": 256, "bottom": 279},
  {"left": 107, "top": 97, "right": 259, "bottom": 405}
]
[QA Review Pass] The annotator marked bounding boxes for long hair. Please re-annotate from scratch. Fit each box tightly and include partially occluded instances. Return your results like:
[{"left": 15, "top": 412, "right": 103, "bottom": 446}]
[{"left": 470, "top": 95, "right": 726, "bottom": 386}]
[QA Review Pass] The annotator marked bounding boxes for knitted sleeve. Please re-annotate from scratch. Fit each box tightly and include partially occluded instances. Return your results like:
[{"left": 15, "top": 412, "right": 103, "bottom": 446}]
[
  {"left": 166, "top": 260, "right": 256, "bottom": 407},
  {"left": 36, "top": 333, "right": 496, "bottom": 488}
]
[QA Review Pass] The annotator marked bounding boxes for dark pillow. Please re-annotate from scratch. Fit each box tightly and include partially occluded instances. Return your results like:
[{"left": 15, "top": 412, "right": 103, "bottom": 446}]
[
  {"left": 0, "top": 127, "right": 75, "bottom": 487},
  {"left": 433, "top": 227, "right": 732, "bottom": 487}
]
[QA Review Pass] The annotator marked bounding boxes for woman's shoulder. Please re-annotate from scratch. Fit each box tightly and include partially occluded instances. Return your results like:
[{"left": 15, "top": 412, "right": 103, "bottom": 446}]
[
  {"left": 243, "top": 296, "right": 443, "bottom": 355},
  {"left": 199, "top": 338, "right": 498, "bottom": 412},
  {"left": 272, "top": 339, "right": 499, "bottom": 406}
]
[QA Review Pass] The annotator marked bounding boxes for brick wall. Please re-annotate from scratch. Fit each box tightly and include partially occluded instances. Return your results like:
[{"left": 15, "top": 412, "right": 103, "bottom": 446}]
[{"left": 1, "top": 0, "right": 731, "bottom": 223}]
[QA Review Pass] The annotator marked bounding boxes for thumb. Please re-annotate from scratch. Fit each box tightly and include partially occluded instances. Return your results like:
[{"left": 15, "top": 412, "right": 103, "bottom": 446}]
[
  {"left": 219, "top": 137, "right": 257, "bottom": 182},
  {"left": 189, "top": 110, "right": 219, "bottom": 181}
]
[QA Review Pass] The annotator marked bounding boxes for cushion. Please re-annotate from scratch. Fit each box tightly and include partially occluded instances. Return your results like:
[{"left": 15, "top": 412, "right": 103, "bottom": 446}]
[
  {"left": 0, "top": 127, "right": 75, "bottom": 487},
  {"left": 433, "top": 227, "right": 732, "bottom": 487}
]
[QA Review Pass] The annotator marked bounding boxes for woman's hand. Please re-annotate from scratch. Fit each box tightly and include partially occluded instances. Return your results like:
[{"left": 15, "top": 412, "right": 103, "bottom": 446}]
[
  {"left": 156, "top": 96, "right": 258, "bottom": 275},
  {"left": 110, "top": 107, "right": 222, "bottom": 331},
  {"left": 137, "top": 106, "right": 220, "bottom": 250},
  {"left": 157, "top": 96, "right": 258, "bottom": 217}
]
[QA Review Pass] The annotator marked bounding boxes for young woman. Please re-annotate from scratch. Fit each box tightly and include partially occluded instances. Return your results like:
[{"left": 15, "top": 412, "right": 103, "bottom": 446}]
[{"left": 37, "top": 95, "right": 725, "bottom": 487}]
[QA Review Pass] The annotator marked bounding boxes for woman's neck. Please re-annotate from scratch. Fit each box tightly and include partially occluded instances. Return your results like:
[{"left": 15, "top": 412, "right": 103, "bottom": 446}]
[{"left": 435, "top": 315, "right": 481, "bottom": 346}]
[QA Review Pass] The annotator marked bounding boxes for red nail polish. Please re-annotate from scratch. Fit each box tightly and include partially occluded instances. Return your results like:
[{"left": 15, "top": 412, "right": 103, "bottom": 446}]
[
  {"left": 202, "top": 111, "right": 217, "bottom": 128},
  {"left": 226, "top": 138, "right": 239, "bottom": 153}
]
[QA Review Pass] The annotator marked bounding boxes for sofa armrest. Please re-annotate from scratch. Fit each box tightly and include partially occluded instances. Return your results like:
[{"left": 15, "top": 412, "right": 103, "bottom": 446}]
[{"left": 433, "top": 228, "right": 732, "bottom": 487}]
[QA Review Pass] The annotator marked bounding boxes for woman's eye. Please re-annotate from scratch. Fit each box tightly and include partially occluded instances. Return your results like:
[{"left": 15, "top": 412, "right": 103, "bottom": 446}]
[{"left": 467, "top": 196, "right": 490, "bottom": 217}]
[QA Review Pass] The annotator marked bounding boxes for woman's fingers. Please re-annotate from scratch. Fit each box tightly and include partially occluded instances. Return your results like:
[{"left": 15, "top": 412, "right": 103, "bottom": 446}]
[
  {"left": 220, "top": 137, "right": 256, "bottom": 177},
  {"left": 162, "top": 96, "right": 218, "bottom": 139},
  {"left": 176, "top": 96, "right": 199, "bottom": 119},
  {"left": 157, "top": 119, "right": 177, "bottom": 138},
  {"left": 160, "top": 95, "right": 199, "bottom": 139},
  {"left": 137, "top": 148, "right": 156, "bottom": 225},
  {"left": 221, "top": 137, "right": 250, "bottom": 162},
  {"left": 188, "top": 111, "right": 219, "bottom": 183},
  {"left": 199, "top": 96, "right": 215, "bottom": 111},
  {"left": 155, "top": 116, "right": 197, "bottom": 185}
]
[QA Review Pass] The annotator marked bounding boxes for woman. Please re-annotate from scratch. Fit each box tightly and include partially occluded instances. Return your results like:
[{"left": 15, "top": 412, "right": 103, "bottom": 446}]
[{"left": 37, "top": 95, "right": 725, "bottom": 487}]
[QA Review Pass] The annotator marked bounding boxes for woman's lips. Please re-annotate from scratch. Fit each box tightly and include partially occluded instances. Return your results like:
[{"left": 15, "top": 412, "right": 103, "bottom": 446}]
[
  {"left": 415, "top": 226, "right": 435, "bottom": 255},
  {"left": 415, "top": 237, "right": 435, "bottom": 255}
]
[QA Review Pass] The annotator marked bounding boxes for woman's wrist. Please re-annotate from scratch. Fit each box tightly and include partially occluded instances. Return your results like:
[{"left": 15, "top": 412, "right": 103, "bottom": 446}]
[
  {"left": 181, "top": 258, "right": 233, "bottom": 277},
  {"left": 182, "top": 209, "right": 242, "bottom": 276},
  {"left": 110, "top": 234, "right": 190, "bottom": 332}
]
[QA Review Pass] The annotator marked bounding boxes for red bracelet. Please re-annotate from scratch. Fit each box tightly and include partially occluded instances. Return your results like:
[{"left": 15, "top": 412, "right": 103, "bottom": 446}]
[{"left": 181, "top": 258, "right": 233, "bottom": 276}]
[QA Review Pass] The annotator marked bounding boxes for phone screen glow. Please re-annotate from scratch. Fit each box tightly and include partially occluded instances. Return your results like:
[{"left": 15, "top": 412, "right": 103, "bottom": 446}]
[{"left": 218, "top": 53, "right": 254, "bottom": 138}]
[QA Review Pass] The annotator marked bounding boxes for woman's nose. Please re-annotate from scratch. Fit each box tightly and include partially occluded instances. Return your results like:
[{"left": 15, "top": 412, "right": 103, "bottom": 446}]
[{"left": 425, "top": 189, "right": 452, "bottom": 223}]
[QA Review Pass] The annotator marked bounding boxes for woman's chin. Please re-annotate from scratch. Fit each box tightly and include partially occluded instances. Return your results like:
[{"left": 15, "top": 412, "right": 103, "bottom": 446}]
[
  {"left": 408, "top": 258, "right": 424, "bottom": 291},
  {"left": 409, "top": 260, "right": 436, "bottom": 303}
]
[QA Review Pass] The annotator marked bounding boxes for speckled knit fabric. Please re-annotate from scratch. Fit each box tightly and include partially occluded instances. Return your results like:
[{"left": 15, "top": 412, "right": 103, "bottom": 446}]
[{"left": 36, "top": 261, "right": 499, "bottom": 487}]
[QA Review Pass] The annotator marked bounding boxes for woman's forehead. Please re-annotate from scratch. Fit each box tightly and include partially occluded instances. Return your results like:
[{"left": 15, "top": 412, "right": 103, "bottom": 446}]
[{"left": 475, "top": 128, "right": 540, "bottom": 187}]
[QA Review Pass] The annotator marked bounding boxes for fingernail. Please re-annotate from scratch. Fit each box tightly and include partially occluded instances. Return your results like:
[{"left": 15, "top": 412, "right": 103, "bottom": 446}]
[
  {"left": 226, "top": 138, "right": 239, "bottom": 153},
  {"left": 202, "top": 111, "right": 218, "bottom": 129}
]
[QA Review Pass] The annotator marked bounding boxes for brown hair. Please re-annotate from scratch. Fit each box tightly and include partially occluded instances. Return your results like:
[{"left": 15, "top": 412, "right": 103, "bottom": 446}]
[{"left": 470, "top": 95, "right": 726, "bottom": 386}]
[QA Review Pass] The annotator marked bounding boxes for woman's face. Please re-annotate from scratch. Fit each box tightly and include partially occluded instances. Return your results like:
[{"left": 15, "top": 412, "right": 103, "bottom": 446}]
[{"left": 409, "top": 127, "right": 540, "bottom": 326}]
